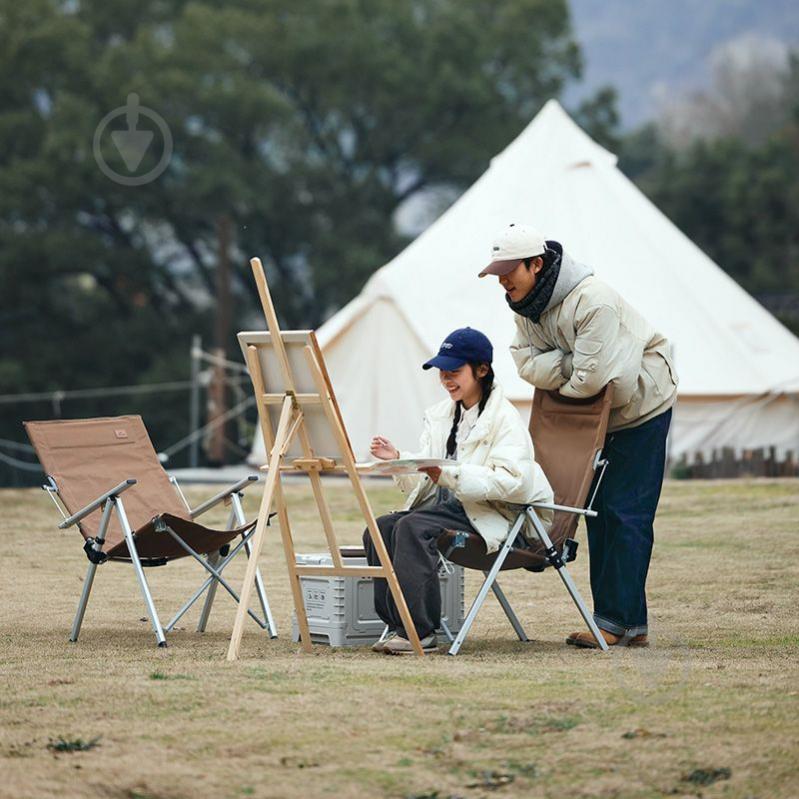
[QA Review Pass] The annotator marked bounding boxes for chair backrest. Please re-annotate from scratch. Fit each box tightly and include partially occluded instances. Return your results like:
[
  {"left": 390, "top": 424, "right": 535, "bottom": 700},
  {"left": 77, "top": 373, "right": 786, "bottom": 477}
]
[
  {"left": 529, "top": 385, "right": 614, "bottom": 548},
  {"left": 25, "top": 416, "right": 188, "bottom": 549}
]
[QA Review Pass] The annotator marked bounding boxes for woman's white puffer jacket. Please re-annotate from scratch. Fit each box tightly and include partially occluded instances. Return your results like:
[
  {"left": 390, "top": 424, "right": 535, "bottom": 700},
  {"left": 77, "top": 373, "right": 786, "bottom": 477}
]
[{"left": 394, "top": 383, "right": 553, "bottom": 553}]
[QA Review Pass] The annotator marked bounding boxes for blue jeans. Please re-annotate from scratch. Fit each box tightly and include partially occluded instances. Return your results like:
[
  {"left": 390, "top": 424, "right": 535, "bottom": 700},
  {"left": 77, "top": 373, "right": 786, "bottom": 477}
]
[{"left": 585, "top": 408, "right": 672, "bottom": 636}]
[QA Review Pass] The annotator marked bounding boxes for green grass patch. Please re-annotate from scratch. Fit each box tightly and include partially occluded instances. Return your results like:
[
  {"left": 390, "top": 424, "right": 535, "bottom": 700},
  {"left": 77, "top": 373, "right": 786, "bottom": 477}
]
[
  {"left": 683, "top": 766, "right": 732, "bottom": 786},
  {"left": 148, "top": 671, "right": 195, "bottom": 681},
  {"left": 46, "top": 735, "right": 101, "bottom": 753},
  {"left": 490, "top": 713, "right": 581, "bottom": 735}
]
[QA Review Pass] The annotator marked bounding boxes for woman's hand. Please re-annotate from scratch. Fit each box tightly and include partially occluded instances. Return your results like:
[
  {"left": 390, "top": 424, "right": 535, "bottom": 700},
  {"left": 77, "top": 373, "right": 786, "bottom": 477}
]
[
  {"left": 418, "top": 466, "right": 441, "bottom": 483},
  {"left": 370, "top": 436, "right": 399, "bottom": 460}
]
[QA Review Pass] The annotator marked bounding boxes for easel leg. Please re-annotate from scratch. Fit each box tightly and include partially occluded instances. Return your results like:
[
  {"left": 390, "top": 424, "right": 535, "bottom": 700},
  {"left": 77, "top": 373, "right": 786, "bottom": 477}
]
[
  {"left": 301, "top": 344, "right": 424, "bottom": 656},
  {"left": 232, "top": 493, "right": 277, "bottom": 638},
  {"left": 305, "top": 469, "right": 343, "bottom": 568},
  {"left": 227, "top": 397, "right": 295, "bottom": 661}
]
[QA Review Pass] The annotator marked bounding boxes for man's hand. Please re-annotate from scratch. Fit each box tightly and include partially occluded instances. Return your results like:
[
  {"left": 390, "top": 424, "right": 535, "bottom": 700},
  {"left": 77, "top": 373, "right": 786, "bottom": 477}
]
[
  {"left": 370, "top": 436, "right": 399, "bottom": 460},
  {"left": 418, "top": 466, "right": 441, "bottom": 483}
]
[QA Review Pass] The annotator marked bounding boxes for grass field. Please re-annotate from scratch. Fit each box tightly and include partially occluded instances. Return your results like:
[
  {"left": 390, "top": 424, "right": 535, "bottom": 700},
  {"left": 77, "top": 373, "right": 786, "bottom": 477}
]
[{"left": 1, "top": 479, "right": 798, "bottom": 799}]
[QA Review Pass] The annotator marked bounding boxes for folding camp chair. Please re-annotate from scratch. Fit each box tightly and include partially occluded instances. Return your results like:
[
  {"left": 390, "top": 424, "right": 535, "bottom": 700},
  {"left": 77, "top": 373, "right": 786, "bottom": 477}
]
[
  {"left": 436, "top": 386, "right": 614, "bottom": 655},
  {"left": 24, "top": 415, "right": 277, "bottom": 647}
]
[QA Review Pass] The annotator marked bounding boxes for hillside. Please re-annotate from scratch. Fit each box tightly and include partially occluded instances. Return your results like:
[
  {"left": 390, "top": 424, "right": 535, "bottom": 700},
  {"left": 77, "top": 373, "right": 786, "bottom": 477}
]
[{"left": 566, "top": 0, "right": 799, "bottom": 126}]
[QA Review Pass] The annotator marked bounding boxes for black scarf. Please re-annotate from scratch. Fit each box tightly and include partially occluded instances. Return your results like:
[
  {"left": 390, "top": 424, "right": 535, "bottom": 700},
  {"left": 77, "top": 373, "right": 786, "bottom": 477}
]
[{"left": 505, "top": 247, "right": 562, "bottom": 322}]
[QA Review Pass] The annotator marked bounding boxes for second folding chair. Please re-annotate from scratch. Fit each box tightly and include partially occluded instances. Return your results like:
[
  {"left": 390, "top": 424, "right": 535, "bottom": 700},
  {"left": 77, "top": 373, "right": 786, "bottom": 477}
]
[
  {"left": 437, "top": 386, "right": 614, "bottom": 655},
  {"left": 25, "top": 415, "right": 277, "bottom": 647}
]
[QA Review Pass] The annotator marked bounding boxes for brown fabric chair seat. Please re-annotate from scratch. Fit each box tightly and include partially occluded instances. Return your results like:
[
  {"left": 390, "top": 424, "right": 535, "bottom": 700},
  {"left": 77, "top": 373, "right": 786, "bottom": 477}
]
[
  {"left": 24, "top": 415, "right": 274, "bottom": 647},
  {"left": 105, "top": 513, "right": 256, "bottom": 562},
  {"left": 437, "top": 529, "right": 548, "bottom": 572},
  {"left": 25, "top": 416, "right": 259, "bottom": 564}
]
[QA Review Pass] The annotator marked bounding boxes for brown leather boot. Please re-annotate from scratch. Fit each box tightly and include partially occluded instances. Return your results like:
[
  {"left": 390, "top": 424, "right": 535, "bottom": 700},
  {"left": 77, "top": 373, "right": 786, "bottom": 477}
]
[{"left": 566, "top": 629, "right": 649, "bottom": 648}]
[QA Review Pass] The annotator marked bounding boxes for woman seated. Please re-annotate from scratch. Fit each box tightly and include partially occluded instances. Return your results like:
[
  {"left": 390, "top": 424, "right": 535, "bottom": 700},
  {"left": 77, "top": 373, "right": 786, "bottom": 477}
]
[{"left": 364, "top": 327, "right": 553, "bottom": 654}]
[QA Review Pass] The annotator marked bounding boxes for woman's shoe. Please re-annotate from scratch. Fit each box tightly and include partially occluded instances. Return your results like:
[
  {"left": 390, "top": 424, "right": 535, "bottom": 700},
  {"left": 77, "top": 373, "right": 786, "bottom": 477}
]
[
  {"left": 566, "top": 629, "right": 649, "bottom": 648},
  {"left": 382, "top": 633, "right": 438, "bottom": 655},
  {"left": 371, "top": 632, "right": 397, "bottom": 653}
]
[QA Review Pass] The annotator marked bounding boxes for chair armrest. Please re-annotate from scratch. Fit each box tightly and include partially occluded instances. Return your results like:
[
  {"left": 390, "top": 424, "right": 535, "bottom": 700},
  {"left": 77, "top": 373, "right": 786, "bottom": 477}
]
[
  {"left": 58, "top": 479, "right": 137, "bottom": 529},
  {"left": 530, "top": 501, "right": 597, "bottom": 519},
  {"left": 190, "top": 475, "right": 260, "bottom": 519}
]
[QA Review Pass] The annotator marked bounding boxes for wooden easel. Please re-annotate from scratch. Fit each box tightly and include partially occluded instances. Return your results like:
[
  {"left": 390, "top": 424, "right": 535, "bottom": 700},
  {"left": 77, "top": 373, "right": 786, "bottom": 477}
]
[{"left": 226, "top": 258, "right": 424, "bottom": 660}]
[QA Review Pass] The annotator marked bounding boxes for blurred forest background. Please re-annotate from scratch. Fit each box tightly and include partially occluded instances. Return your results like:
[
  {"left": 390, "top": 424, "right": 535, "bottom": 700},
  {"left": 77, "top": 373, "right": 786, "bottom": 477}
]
[{"left": 1, "top": 0, "right": 798, "bottom": 483}]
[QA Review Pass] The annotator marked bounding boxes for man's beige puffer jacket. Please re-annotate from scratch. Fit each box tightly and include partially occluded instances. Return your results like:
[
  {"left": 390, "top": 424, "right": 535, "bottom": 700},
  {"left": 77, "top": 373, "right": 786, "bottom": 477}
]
[
  {"left": 393, "top": 383, "right": 553, "bottom": 553},
  {"left": 510, "top": 248, "right": 678, "bottom": 432}
]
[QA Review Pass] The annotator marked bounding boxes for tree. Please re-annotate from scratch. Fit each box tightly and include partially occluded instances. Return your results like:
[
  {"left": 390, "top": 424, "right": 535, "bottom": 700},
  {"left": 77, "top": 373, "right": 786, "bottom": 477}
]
[
  {"left": 573, "top": 86, "right": 621, "bottom": 152},
  {"left": 0, "top": 0, "right": 584, "bottom": 474},
  {"left": 619, "top": 55, "right": 799, "bottom": 336},
  {"left": 655, "top": 34, "right": 794, "bottom": 149}
]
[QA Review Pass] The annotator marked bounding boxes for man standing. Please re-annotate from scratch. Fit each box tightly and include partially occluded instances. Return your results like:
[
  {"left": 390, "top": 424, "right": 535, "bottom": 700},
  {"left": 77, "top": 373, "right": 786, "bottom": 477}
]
[{"left": 480, "top": 223, "right": 678, "bottom": 648}]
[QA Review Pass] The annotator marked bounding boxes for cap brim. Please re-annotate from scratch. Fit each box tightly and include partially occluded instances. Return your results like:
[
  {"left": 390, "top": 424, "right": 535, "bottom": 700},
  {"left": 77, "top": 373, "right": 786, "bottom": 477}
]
[
  {"left": 422, "top": 354, "right": 468, "bottom": 371},
  {"left": 478, "top": 258, "right": 523, "bottom": 278}
]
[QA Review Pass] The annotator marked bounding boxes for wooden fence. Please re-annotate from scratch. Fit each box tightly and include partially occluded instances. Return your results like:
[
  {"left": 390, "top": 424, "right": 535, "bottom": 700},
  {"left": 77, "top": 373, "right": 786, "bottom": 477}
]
[{"left": 671, "top": 447, "right": 798, "bottom": 479}]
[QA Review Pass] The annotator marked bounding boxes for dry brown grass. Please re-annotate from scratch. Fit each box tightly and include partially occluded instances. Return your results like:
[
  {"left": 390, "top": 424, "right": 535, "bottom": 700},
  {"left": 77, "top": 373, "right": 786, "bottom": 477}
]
[{"left": 1, "top": 479, "right": 798, "bottom": 799}]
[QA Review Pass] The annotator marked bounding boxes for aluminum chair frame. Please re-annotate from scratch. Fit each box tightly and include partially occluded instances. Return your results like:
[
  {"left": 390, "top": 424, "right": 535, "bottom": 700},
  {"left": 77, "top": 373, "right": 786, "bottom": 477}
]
[
  {"left": 376, "top": 500, "right": 605, "bottom": 655},
  {"left": 44, "top": 474, "right": 277, "bottom": 647},
  {"left": 376, "top": 453, "right": 611, "bottom": 655},
  {"left": 444, "top": 498, "right": 609, "bottom": 656}
]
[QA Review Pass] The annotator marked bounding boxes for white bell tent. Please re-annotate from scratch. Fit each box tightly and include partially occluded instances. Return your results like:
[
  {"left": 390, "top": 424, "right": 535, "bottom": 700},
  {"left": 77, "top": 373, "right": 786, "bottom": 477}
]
[{"left": 250, "top": 99, "right": 799, "bottom": 464}]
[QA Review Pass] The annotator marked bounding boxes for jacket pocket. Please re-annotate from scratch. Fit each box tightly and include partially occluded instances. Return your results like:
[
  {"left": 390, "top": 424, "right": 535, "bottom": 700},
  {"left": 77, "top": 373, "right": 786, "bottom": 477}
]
[
  {"left": 643, "top": 350, "right": 677, "bottom": 398},
  {"left": 617, "top": 352, "right": 672, "bottom": 423},
  {"left": 659, "top": 350, "right": 678, "bottom": 389},
  {"left": 617, "top": 377, "right": 646, "bottom": 422}
]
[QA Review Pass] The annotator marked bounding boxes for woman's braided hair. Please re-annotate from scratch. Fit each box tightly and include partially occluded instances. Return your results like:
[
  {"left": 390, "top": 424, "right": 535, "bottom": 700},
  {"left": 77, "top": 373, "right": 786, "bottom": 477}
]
[{"left": 445, "top": 364, "right": 495, "bottom": 458}]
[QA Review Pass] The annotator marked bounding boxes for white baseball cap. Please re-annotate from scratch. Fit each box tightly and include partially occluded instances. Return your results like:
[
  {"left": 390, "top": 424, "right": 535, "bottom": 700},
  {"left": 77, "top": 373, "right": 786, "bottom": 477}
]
[{"left": 479, "top": 223, "right": 546, "bottom": 277}]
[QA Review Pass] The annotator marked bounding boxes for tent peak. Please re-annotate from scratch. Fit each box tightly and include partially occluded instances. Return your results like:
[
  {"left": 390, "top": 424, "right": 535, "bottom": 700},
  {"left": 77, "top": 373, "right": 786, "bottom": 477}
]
[{"left": 492, "top": 98, "right": 618, "bottom": 171}]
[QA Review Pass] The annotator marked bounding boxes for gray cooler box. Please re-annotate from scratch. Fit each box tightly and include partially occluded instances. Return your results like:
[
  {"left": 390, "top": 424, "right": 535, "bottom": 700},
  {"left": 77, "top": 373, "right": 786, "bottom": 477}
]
[{"left": 291, "top": 549, "right": 465, "bottom": 647}]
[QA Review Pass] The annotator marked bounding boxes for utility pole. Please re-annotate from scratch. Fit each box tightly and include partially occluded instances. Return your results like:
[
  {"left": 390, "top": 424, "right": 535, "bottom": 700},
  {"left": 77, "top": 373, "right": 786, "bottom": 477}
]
[
  {"left": 206, "top": 214, "right": 233, "bottom": 465},
  {"left": 189, "top": 335, "right": 202, "bottom": 468}
]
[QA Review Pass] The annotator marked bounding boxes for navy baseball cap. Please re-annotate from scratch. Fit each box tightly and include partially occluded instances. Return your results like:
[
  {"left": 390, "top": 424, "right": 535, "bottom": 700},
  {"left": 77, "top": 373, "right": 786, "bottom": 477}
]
[{"left": 422, "top": 327, "right": 493, "bottom": 371}]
